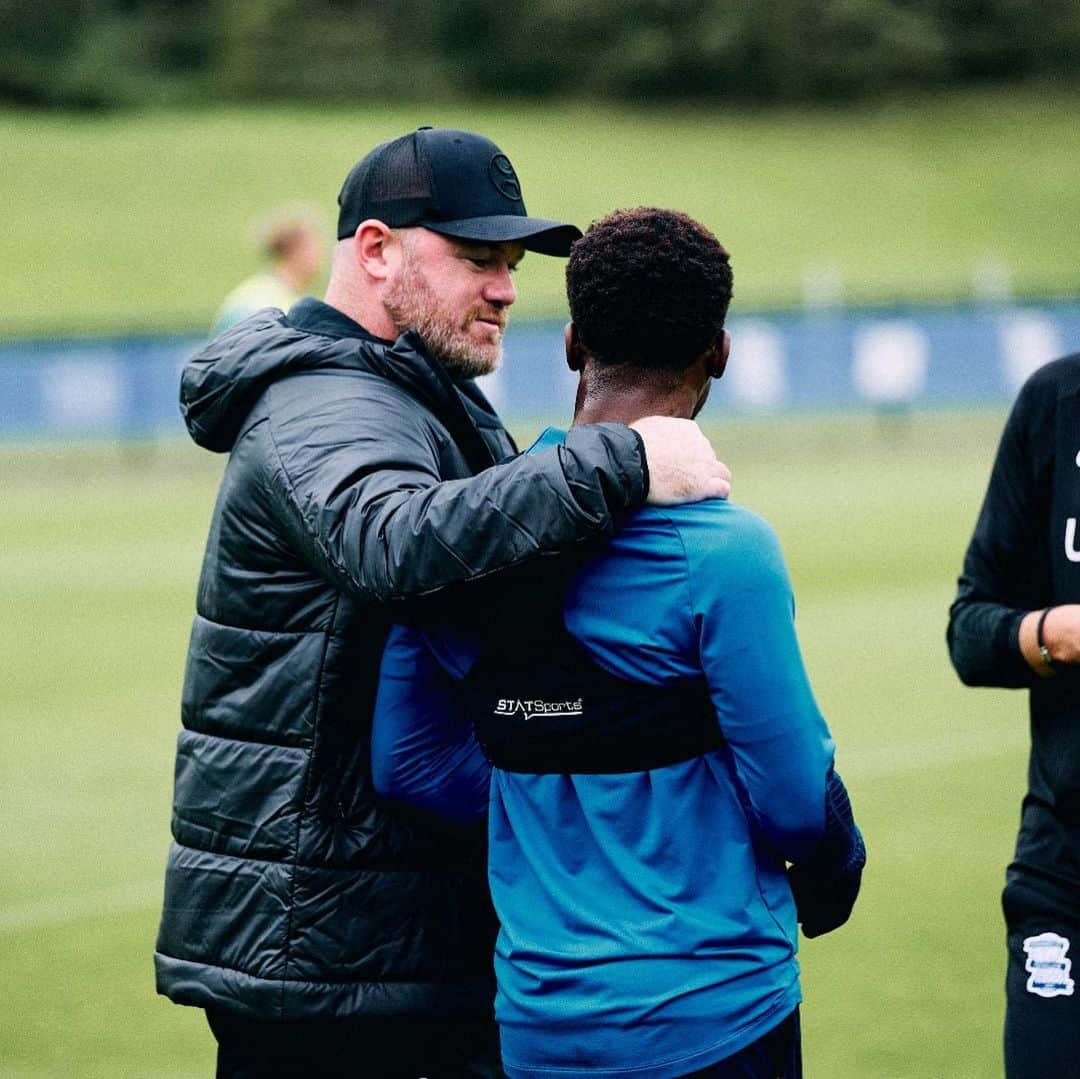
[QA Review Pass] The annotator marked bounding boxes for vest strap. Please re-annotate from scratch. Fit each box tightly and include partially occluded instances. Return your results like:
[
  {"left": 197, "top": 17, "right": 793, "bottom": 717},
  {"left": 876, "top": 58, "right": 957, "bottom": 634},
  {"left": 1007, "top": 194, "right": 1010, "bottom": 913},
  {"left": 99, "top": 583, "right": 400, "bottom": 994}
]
[{"left": 460, "top": 635, "right": 721, "bottom": 775}]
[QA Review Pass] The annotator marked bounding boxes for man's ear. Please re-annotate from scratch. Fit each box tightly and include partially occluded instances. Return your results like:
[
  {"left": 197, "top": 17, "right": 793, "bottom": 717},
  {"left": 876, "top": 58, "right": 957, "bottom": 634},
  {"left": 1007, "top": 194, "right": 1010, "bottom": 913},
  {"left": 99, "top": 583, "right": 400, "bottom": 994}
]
[
  {"left": 707, "top": 330, "right": 731, "bottom": 380},
  {"left": 565, "top": 322, "right": 586, "bottom": 372},
  {"left": 353, "top": 220, "right": 398, "bottom": 283}
]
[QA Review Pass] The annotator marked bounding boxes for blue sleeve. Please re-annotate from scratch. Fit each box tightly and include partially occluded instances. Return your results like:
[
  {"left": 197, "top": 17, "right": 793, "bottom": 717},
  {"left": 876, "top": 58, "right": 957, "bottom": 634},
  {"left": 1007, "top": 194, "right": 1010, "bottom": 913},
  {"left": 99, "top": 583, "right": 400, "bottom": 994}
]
[
  {"left": 371, "top": 625, "right": 491, "bottom": 824},
  {"left": 689, "top": 511, "right": 835, "bottom": 863}
]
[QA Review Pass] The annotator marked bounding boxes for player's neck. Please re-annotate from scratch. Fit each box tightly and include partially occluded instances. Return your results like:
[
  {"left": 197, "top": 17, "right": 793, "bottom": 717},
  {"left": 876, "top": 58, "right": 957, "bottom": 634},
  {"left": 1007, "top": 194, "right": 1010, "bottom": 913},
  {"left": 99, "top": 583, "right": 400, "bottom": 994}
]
[
  {"left": 569, "top": 353, "right": 707, "bottom": 429},
  {"left": 570, "top": 365, "right": 695, "bottom": 427},
  {"left": 572, "top": 385, "right": 697, "bottom": 427}
]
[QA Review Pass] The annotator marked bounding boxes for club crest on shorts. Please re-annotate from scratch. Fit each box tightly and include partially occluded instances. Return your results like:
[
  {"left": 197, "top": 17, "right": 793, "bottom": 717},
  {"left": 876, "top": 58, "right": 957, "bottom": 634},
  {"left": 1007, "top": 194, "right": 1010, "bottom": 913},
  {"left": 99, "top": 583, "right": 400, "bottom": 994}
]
[{"left": 1023, "top": 932, "right": 1076, "bottom": 998}]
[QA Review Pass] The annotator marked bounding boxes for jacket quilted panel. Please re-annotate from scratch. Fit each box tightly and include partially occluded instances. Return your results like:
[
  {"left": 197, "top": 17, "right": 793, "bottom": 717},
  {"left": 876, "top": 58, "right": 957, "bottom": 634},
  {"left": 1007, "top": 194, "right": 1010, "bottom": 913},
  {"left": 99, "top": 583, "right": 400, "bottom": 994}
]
[{"left": 155, "top": 302, "right": 647, "bottom": 1020}]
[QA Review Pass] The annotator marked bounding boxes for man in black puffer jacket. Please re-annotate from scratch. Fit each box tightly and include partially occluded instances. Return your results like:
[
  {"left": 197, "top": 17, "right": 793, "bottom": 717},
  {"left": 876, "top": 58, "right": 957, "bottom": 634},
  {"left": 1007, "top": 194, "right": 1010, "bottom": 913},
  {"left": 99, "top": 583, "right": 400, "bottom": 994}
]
[{"left": 155, "top": 127, "right": 731, "bottom": 1078}]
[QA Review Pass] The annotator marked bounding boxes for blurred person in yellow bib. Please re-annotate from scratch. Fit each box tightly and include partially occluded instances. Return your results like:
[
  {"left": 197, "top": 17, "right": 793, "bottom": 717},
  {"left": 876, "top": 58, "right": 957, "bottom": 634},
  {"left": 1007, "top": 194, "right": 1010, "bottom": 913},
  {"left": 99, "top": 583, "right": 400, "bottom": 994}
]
[{"left": 210, "top": 207, "right": 326, "bottom": 335}]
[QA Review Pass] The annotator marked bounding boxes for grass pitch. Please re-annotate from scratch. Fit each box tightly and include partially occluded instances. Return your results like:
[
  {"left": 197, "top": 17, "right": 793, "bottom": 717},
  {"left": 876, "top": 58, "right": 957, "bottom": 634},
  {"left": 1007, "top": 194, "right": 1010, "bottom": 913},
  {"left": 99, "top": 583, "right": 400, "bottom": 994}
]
[
  {"left": 1, "top": 409, "right": 1029, "bottom": 1077},
  {"left": 2, "top": 87, "right": 1079, "bottom": 336}
]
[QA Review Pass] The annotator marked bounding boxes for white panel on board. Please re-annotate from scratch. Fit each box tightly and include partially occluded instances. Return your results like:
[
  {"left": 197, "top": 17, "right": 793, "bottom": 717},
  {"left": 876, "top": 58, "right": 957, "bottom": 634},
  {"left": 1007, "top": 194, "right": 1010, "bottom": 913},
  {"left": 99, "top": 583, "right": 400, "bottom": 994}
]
[
  {"left": 1000, "top": 313, "right": 1063, "bottom": 392},
  {"left": 41, "top": 358, "right": 127, "bottom": 431},
  {"left": 725, "top": 322, "right": 787, "bottom": 409},
  {"left": 852, "top": 322, "right": 929, "bottom": 405},
  {"left": 477, "top": 364, "right": 507, "bottom": 414}
]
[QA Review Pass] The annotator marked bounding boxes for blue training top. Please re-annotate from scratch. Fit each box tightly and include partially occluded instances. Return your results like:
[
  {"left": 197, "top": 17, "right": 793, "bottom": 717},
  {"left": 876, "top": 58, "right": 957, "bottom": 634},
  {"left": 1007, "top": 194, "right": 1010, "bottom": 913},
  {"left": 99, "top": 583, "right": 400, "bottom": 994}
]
[{"left": 372, "top": 428, "right": 836, "bottom": 1079}]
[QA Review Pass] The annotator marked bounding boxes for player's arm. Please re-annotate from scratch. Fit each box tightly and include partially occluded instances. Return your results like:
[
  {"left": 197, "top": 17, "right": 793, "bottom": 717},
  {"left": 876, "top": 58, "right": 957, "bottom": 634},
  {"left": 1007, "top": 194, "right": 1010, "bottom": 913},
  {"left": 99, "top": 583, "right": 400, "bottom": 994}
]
[
  {"left": 695, "top": 514, "right": 833, "bottom": 861},
  {"left": 693, "top": 513, "right": 864, "bottom": 934},
  {"left": 947, "top": 368, "right": 1057, "bottom": 687},
  {"left": 262, "top": 380, "right": 726, "bottom": 609},
  {"left": 786, "top": 768, "right": 866, "bottom": 937},
  {"left": 370, "top": 625, "right": 490, "bottom": 823}
]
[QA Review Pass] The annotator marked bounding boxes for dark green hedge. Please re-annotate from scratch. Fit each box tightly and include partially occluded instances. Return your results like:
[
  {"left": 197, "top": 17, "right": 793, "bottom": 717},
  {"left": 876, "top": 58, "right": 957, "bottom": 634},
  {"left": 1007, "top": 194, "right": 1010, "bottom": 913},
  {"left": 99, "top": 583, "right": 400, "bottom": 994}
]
[{"left": 3, "top": 0, "right": 1079, "bottom": 108}]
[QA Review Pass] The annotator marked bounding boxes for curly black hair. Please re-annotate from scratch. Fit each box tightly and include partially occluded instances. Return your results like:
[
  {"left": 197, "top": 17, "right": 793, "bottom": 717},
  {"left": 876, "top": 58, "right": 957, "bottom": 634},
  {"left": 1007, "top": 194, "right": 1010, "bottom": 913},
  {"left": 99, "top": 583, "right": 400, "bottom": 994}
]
[{"left": 566, "top": 207, "right": 732, "bottom": 371}]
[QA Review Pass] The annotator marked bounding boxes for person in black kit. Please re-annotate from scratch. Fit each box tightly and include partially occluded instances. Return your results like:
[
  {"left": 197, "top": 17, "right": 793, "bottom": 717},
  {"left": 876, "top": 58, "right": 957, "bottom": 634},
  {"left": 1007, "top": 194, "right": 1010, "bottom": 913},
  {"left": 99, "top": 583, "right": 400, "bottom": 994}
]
[{"left": 948, "top": 354, "right": 1080, "bottom": 1079}]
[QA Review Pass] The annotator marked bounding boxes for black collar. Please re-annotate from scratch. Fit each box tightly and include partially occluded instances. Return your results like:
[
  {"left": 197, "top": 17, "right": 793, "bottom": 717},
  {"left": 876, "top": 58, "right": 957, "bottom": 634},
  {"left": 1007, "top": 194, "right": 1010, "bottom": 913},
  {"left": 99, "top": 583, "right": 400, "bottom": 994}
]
[
  {"left": 285, "top": 297, "right": 392, "bottom": 344},
  {"left": 289, "top": 298, "right": 506, "bottom": 469}
]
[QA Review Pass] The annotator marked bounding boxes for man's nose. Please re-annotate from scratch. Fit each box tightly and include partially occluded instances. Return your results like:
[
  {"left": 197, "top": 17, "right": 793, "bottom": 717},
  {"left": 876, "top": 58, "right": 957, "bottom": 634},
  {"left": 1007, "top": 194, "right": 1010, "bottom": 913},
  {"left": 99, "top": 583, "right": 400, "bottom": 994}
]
[{"left": 484, "top": 264, "right": 517, "bottom": 307}]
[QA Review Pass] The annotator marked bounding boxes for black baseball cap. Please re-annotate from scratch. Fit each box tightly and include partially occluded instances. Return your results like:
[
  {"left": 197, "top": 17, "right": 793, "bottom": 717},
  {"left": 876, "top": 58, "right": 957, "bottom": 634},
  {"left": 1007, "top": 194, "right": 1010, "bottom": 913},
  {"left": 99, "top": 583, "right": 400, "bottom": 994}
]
[{"left": 336, "top": 127, "right": 582, "bottom": 256}]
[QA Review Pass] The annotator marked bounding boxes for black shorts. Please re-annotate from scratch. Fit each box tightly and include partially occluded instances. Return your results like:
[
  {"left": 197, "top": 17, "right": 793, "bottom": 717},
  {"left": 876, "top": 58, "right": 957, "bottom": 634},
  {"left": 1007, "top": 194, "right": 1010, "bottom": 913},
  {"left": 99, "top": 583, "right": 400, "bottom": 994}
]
[
  {"left": 678, "top": 1008, "right": 801, "bottom": 1079},
  {"left": 206, "top": 1008, "right": 505, "bottom": 1079},
  {"left": 1002, "top": 873, "right": 1080, "bottom": 1079}
]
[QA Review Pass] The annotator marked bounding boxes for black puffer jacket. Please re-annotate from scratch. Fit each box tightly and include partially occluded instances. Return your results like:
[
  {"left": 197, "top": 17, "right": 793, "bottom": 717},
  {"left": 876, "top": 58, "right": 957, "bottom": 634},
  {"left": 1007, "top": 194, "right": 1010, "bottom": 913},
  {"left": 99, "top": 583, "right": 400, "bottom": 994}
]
[{"left": 154, "top": 300, "right": 648, "bottom": 1021}]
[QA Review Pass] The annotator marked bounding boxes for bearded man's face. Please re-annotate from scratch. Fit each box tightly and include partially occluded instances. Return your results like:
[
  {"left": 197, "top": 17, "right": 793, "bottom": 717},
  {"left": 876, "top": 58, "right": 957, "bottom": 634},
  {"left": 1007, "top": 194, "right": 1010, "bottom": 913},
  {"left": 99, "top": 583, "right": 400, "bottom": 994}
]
[{"left": 384, "top": 230, "right": 523, "bottom": 379}]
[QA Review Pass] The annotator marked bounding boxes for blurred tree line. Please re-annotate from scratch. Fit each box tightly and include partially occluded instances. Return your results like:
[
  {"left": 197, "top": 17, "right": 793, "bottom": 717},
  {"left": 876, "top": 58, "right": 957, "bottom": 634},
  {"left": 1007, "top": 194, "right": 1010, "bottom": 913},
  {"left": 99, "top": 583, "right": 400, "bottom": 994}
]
[{"left": 2, "top": 0, "right": 1078, "bottom": 109}]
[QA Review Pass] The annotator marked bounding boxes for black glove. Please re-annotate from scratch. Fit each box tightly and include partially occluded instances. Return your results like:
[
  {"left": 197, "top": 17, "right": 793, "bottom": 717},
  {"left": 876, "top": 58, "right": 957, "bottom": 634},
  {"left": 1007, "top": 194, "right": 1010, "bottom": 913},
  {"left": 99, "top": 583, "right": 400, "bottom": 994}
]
[{"left": 787, "top": 768, "right": 866, "bottom": 938}]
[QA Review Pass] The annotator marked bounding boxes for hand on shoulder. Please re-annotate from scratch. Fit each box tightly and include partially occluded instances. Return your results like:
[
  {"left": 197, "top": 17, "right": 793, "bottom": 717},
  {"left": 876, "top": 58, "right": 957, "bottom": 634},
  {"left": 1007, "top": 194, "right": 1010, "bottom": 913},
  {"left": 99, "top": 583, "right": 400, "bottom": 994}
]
[{"left": 630, "top": 416, "right": 731, "bottom": 506}]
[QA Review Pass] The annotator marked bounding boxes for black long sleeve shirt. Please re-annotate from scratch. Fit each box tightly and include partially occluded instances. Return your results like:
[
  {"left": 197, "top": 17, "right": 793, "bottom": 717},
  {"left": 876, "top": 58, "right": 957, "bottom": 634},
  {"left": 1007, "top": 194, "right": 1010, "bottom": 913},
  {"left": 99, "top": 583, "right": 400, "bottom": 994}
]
[{"left": 948, "top": 354, "right": 1080, "bottom": 889}]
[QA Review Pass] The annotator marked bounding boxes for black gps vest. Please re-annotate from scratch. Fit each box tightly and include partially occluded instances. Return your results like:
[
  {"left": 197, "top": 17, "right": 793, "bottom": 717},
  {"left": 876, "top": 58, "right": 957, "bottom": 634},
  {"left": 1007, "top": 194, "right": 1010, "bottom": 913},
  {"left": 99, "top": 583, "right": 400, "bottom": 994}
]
[{"left": 460, "top": 624, "right": 722, "bottom": 775}]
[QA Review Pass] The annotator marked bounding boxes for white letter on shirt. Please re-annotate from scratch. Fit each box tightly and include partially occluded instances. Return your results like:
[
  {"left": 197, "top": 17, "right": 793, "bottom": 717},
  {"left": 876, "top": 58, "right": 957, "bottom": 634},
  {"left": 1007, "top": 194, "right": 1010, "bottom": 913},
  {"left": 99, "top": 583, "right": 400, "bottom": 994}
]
[{"left": 1065, "top": 518, "right": 1080, "bottom": 563}]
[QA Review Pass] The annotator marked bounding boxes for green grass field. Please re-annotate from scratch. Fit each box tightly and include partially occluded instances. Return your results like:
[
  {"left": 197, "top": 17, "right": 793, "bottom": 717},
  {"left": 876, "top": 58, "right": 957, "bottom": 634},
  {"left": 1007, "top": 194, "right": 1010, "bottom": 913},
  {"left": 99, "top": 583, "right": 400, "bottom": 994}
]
[
  {"left": 3, "top": 87, "right": 1080, "bottom": 336},
  {"left": 1, "top": 409, "right": 1030, "bottom": 1078}
]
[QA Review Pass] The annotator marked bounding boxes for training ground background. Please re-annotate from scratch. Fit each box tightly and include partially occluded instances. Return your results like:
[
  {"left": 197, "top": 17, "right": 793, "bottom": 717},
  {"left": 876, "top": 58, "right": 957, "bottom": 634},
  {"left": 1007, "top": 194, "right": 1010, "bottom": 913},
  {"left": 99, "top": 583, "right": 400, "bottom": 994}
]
[
  {"left": 2, "top": 90, "right": 1077, "bottom": 1076},
  {"left": 1, "top": 412, "right": 1031, "bottom": 1077}
]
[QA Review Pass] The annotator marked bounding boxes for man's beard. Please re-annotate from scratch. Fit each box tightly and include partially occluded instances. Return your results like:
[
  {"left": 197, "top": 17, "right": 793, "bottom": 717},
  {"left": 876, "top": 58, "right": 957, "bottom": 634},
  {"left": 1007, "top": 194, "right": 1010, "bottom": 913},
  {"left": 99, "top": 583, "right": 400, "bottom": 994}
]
[{"left": 384, "top": 256, "right": 506, "bottom": 380}]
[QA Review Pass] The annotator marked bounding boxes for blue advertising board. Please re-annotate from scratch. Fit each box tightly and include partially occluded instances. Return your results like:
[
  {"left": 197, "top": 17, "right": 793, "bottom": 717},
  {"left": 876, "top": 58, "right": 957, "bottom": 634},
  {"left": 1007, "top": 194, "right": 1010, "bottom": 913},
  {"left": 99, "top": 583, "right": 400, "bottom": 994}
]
[{"left": 1, "top": 300, "right": 1079, "bottom": 438}]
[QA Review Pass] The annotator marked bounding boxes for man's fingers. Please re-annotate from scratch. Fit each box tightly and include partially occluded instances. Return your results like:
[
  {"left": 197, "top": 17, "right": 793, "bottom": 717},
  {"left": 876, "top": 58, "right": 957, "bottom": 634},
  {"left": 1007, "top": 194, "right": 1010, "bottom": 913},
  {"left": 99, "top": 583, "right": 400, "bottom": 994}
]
[
  {"left": 713, "top": 460, "right": 732, "bottom": 498},
  {"left": 631, "top": 416, "right": 732, "bottom": 506},
  {"left": 632, "top": 418, "right": 733, "bottom": 505},
  {"left": 706, "top": 464, "right": 732, "bottom": 501}
]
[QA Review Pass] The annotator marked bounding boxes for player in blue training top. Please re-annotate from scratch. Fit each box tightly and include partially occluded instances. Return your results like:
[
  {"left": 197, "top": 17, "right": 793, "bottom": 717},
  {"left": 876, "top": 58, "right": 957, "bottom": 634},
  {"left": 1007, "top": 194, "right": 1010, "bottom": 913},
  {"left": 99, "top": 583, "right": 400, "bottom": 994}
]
[{"left": 372, "top": 207, "right": 865, "bottom": 1079}]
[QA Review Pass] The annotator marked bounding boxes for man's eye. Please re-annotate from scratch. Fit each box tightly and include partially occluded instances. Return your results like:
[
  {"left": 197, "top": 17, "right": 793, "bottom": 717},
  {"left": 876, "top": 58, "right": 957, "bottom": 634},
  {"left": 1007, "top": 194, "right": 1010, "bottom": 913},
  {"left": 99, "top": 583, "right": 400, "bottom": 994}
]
[{"left": 466, "top": 255, "right": 519, "bottom": 272}]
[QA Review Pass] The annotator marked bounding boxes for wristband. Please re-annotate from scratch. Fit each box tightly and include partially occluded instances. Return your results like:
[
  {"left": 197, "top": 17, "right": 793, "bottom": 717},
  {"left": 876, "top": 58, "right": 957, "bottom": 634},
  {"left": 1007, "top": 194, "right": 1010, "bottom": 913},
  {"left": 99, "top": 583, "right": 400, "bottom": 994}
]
[{"left": 1036, "top": 607, "right": 1057, "bottom": 674}]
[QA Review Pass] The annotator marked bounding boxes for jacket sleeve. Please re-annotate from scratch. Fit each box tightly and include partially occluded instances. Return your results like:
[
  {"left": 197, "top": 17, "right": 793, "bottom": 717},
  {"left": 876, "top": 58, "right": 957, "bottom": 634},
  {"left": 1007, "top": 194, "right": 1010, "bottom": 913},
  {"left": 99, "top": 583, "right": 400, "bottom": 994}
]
[
  {"left": 946, "top": 373, "right": 1054, "bottom": 688},
  {"left": 262, "top": 378, "right": 647, "bottom": 607},
  {"left": 694, "top": 512, "right": 836, "bottom": 865}
]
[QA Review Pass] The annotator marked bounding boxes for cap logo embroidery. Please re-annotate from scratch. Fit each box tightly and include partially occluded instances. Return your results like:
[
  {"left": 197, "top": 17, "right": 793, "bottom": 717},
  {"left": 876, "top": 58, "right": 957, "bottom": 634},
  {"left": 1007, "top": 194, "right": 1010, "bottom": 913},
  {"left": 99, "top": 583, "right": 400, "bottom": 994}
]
[{"left": 489, "top": 154, "right": 523, "bottom": 202}]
